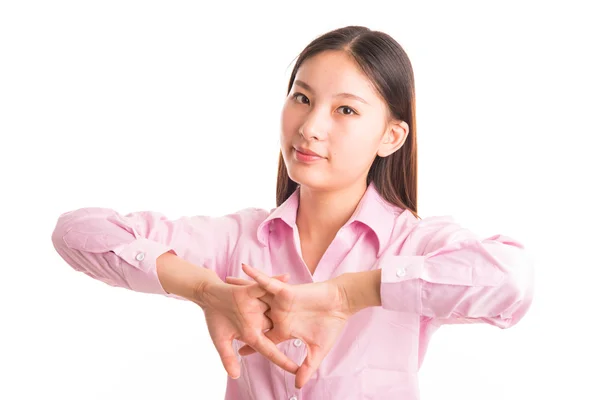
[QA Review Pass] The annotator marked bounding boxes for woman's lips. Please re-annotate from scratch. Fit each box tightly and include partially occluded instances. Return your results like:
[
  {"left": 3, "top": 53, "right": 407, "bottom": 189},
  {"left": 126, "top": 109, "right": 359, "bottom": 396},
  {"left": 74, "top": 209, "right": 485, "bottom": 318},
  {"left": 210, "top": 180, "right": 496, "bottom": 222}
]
[{"left": 293, "top": 148, "right": 325, "bottom": 163}]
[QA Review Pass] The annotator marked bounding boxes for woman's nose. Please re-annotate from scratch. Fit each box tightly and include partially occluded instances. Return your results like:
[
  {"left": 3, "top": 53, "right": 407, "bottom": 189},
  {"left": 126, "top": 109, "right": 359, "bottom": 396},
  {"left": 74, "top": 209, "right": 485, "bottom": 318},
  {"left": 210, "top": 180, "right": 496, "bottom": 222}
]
[{"left": 299, "top": 110, "right": 328, "bottom": 140}]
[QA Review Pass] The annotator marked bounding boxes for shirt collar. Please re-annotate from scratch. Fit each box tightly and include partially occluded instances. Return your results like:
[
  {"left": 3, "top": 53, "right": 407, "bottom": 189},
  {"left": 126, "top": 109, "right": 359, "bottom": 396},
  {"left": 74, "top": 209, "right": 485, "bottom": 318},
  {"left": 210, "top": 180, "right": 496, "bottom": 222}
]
[
  {"left": 256, "top": 186, "right": 300, "bottom": 246},
  {"left": 256, "top": 182, "right": 401, "bottom": 256}
]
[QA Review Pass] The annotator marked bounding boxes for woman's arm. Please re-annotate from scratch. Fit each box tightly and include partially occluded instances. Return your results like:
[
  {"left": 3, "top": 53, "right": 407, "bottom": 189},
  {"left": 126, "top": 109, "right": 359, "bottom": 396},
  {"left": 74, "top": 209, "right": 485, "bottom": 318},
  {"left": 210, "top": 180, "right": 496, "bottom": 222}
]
[
  {"left": 51, "top": 207, "right": 259, "bottom": 299},
  {"left": 333, "top": 269, "right": 382, "bottom": 313},
  {"left": 156, "top": 251, "right": 221, "bottom": 304},
  {"left": 335, "top": 216, "right": 535, "bottom": 328},
  {"left": 52, "top": 209, "right": 300, "bottom": 377}
]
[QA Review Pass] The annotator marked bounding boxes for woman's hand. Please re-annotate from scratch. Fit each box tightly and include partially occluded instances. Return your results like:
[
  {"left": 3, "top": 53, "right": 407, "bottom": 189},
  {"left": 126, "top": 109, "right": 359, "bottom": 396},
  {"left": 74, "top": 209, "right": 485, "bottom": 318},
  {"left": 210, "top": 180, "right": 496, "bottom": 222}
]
[
  {"left": 198, "top": 271, "right": 298, "bottom": 380},
  {"left": 226, "top": 263, "right": 353, "bottom": 389}
]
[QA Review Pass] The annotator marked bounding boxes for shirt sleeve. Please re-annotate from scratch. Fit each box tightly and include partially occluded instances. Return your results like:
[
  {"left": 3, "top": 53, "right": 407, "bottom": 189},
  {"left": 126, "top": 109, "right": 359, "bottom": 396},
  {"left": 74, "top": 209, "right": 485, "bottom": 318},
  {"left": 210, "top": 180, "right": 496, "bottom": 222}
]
[
  {"left": 377, "top": 216, "right": 535, "bottom": 328},
  {"left": 51, "top": 207, "right": 256, "bottom": 299}
]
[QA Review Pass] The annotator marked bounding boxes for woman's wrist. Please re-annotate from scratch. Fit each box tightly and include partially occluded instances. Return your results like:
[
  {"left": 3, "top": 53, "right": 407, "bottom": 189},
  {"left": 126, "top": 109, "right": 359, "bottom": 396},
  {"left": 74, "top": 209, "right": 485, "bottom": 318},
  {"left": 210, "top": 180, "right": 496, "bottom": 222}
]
[
  {"left": 333, "top": 269, "right": 382, "bottom": 315},
  {"left": 156, "top": 251, "right": 221, "bottom": 306}
]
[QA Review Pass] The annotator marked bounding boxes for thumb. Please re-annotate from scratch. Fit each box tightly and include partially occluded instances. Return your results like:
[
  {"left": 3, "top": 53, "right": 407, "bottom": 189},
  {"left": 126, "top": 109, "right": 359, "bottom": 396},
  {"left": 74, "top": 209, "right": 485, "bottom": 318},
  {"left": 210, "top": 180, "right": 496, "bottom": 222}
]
[
  {"left": 213, "top": 338, "right": 240, "bottom": 380},
  {"left": 295, "top": 346, "right": 327, "bottom": 389}
]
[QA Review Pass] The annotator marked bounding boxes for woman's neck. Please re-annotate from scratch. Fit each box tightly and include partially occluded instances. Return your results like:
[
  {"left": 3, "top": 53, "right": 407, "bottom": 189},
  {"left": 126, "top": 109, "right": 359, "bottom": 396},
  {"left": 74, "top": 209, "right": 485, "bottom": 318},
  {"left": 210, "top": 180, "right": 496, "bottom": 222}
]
[{"left": 296, "top": 182, "right": 367, "bottom": 241}]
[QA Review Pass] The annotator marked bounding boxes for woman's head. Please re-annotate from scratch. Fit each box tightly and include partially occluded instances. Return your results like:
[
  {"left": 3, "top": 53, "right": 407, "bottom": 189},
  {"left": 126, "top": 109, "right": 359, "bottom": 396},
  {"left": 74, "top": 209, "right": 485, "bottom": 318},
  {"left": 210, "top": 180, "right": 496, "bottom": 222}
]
[{"left": 276, "top": 26, "right": 419, "bottom": 218}]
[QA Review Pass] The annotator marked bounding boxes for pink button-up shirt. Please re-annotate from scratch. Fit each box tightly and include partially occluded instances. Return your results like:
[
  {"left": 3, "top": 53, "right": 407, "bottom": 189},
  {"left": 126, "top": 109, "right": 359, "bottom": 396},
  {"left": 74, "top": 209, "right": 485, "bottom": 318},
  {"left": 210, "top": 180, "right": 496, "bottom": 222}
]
[{"left": 51, "top": 183, "right": 534, "bottom": 400}]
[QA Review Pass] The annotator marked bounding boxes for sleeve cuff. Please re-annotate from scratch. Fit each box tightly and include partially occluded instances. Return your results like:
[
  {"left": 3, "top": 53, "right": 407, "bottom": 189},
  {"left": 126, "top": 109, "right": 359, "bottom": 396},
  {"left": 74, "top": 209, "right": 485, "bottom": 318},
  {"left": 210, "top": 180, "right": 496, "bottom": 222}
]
[
  {"left": 112, "top": 238, "right": 176, "bottom": 295},
  {"left": 379, "top": 255, "right": 425, "bottom": 314}
]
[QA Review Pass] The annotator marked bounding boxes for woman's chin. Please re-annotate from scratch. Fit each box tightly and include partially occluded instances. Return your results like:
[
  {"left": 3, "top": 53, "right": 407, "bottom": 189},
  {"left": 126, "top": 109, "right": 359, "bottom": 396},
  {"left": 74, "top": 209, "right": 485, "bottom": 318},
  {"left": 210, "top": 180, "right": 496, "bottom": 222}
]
[{"left": 288, "top": 170, "right": 329, "bottom": 189}]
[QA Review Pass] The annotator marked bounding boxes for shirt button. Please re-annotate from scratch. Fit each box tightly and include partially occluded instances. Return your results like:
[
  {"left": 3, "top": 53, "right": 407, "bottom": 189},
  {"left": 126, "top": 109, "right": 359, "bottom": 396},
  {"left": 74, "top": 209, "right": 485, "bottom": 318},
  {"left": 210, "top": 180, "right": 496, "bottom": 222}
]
[
  {"left": 135, "top": 252, "right": 145, "bottom": 261},
  {"left": 293, "top": 339, "right": 303, "bottom": 347},
  {"left": 396, "top": 267, "right": 406, "bottom": 277},
  {"left": 289, "top": 396, "right": 298, "bottom": 400}
]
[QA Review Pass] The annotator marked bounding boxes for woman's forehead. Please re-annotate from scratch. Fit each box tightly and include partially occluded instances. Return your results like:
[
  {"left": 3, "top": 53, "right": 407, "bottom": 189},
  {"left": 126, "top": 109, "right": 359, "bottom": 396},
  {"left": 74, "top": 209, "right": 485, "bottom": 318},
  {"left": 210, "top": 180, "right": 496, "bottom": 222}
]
[{"left": 294, "top": 52, "right": 378, "bottom": 100}]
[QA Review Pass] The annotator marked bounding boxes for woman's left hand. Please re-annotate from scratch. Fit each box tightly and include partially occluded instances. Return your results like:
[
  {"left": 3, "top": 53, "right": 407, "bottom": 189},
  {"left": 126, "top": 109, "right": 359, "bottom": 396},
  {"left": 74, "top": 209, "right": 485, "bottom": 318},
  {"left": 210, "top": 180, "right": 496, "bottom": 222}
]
[{"left": 226, "top": 263, "right": 352, "bottom": 389}]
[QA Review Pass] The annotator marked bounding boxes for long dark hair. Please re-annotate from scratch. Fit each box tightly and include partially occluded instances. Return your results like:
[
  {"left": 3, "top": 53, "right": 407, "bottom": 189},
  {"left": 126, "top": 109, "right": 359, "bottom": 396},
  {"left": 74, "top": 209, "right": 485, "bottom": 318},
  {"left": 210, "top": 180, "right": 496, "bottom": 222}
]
[{"left": 276, "top": 26, "right": 419, "bottom": 219}]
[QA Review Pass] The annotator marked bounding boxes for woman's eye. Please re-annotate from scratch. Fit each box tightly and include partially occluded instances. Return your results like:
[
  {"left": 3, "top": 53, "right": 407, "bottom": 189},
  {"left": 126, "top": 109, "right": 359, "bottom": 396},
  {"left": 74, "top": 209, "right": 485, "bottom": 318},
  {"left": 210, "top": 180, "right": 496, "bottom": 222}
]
[
  {"left": 292, "top": 93, "right": 356, "bottom": 115},
  {"left": 338, "top": 106, "right": 357, "bottom": 115},
  {"left": 292, "top": 93, "right": 309, "bottom": 104}
]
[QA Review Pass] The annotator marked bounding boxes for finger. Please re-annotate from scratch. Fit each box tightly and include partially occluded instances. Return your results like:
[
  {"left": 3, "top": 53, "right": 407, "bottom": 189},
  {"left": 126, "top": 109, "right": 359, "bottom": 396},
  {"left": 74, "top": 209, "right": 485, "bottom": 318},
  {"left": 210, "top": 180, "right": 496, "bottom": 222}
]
[
  {"left": 242, "top": 263, "right": 287, "bottom": 295},
  {"left": 262, "top": 315, "right": 273, "bottom": 331},
  {"left": 225, "top": 276, "right": 253, "bottom": 286},
  {"left": 255, "top": 292, "right": 274, "bottom": 307},
  {"left": 239, "top": 329, "right": 284, "bottom": 356},
  {"left": 246, "top": 283, "right": 268, "bottom": 299},
  {"left": 261, "top": 292, "right": 274, "bottom": 305},
  {"left": 226, "top": 273, "right": 289, "bottom": 286},
  {"left": 263, "top": 318, "right": 273, "bottom": 332},
  {"left": 295, "top": 345, "right": 328, "bottom": 389},
  {"left": 247, "top": 335, "right": 299, "bottom": 374},
  {"left": 296, "top": 363, "right": 313, "bottom": 389},
  {"left": 213, "top": 339, "right": 240, "bottom": 379},
  {"left": 238, "top": 344, "right": 256, "bottom": 356},
  {"left": 257, "top": 299, "right": 270, "bottom": 313}
]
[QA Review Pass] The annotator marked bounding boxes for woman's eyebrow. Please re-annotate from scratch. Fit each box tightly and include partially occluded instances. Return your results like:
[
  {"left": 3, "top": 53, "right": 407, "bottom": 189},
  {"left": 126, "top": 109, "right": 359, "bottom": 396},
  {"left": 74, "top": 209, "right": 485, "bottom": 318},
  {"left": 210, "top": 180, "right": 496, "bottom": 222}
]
[{"left": 294, "top": 80, "right": 369, "bottom": 105}]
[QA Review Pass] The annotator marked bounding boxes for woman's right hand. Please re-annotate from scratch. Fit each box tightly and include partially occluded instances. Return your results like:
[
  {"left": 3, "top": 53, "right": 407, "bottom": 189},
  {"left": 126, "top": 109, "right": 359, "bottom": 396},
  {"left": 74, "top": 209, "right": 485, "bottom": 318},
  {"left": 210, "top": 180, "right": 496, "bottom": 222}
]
[
  {"left": 199, "top": 275, "right": 299, "bottom": 380},
  {"left": 156, "top": 252, "right": 298, "bottom": 379}
]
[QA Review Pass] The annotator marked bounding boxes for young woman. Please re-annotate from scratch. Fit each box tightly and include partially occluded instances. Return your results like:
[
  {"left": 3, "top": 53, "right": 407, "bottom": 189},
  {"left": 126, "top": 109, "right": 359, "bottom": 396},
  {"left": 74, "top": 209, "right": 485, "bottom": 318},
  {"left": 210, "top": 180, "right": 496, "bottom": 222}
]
[{"left": 52, "top": 25, "right": 534, "bottom": 399}]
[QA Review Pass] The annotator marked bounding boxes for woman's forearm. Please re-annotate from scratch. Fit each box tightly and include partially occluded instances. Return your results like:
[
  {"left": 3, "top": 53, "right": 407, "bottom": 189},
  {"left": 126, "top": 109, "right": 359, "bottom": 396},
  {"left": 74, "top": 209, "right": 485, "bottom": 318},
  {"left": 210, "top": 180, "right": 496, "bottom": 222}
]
[
  {"left": 156, "top": 251, "right": 222, "bottom": 307},
  {"left": 334, "top": 269, "right": 382, "bottom": 314}
]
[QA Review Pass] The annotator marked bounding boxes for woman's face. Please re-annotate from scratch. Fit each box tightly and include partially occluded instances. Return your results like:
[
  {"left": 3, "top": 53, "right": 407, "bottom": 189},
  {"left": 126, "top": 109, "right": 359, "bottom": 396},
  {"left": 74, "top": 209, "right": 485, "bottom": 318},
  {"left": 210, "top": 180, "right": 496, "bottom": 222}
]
[{"left": 280, "top": 50, "right": 408, "bottom": 192}]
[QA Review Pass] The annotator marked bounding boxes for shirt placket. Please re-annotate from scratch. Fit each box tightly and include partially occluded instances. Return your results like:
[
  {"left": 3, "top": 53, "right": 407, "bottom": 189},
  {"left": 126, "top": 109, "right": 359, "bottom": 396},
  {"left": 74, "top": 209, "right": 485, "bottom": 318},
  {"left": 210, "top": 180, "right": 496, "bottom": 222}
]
[{"left": 284, "top": 338, "right": 307, "bottom": 400}]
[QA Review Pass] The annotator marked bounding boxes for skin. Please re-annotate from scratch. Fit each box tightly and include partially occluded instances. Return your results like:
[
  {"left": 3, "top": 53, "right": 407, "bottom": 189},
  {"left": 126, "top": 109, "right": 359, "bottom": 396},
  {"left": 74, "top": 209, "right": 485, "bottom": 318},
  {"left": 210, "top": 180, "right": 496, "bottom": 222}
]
[
  {"left": 225, "top": 50, "right": 411, "bottom": 388},
  {"left": 156, "top": 252, "right": 298, "bottom": 379}
]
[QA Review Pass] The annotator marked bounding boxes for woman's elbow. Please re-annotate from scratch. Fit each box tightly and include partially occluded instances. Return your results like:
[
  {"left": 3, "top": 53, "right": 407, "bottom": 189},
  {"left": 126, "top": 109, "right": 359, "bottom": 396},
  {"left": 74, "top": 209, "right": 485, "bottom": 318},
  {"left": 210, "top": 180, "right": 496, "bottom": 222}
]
[{"left": 492, "top": 249, "right": 535, "bottom": 329}]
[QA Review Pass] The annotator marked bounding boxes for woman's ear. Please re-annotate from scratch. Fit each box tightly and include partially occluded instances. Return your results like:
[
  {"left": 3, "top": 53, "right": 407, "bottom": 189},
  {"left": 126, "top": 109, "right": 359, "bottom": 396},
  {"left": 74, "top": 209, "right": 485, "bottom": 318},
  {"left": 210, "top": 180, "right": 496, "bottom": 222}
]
[{"left": 377, "top": 120, "right": 409, "bottom": 158}]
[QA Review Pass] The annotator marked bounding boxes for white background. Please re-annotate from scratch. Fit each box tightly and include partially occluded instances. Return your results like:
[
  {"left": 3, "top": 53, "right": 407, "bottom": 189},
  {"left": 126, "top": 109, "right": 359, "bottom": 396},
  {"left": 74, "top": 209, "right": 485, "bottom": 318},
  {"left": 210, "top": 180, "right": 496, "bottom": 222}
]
[{"left": 1, "top": 1, "right": 598, "bottom": 399}]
